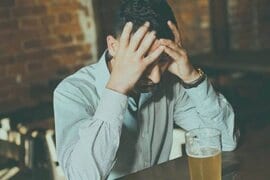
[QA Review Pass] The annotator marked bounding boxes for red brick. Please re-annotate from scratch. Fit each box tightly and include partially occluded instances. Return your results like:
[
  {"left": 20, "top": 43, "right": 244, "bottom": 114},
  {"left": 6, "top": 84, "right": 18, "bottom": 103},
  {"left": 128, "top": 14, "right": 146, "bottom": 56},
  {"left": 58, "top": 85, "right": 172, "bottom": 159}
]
[
  {"left": 0, "top": 96, "right": 36, "bottom": 113},
  {"left": 58, "top": 12, "right": 73, "bottom": 24},
  {"left": 39, "top": 38, "right": 60, "bottom": 47},
  {"left": 0, "top": 40, "right": 22, "bottom": 56},
  {"left": 58, "top": 34, "right": 73, "bottom": 43},
  {"left": 56, "top": 56, "right": 79, "bottom": 65},
  {"left": 0, "top": 65, "right": 7, "bottom": 77},
  {"left": 198, "top": 0, "right": 209, "bottom": 7},
  {"left": 78, "top": 53, "right": 92, "bottom": 61},
  {"left": 12, "top": 5, "right": 47, "bottom": 17},
  {"left": 0, "top": 87, "right": 13, "bottom": 98},
  {"left": 15, "top": 0, "right": 37, "bottom": 7},
  {"left": 0, "top": 55, "right": 16, "bottom": 65},
  {"left": 0, "top": 20, "right": 18, "bottom": 31},
  {"left": 53, "top": 45, "right": 83, "bottom": 55},
  {"left": 41, "top": 15, "right": 56, "bottom": 26},
  {"left": 0, "top": 0, "right": 98, "bottom": 113},
  {"left": 20, "top": 17, "right": 40, "bottom": 28},
  {"left": 47, "top": 2, "right": 80, "bottom": 14},
  {"left": 15, "top": 49, "right": 54, "bottom": 62},
  {"left": 0, "top": 31, "right": 19, "bottom": 43},
  {"left": 23, "top": 68, "right": 56, "bottom": 84},
  {"left": 0, "top": 85, "right": 29, "bottom": 98},
  {"left": 7, "top": 63, "right": 26, "bottom": 75},
  {"left": 52, "top": 23, "right": 81, "bottom": 34},
  {"left": 0, "top": 0, "right": 15, "bottom": 7},
  {"left": 27, "top": 61, "right": 43, "bottom": 72},
  {"left": 0, "top": 9, "right": 10, "bottom": 20},
  {"left": 0, "top": 77, "right": 18, "bottom": 87},
  {"left": 75, "top": 33, "right": 84, "bottom": 42},
  {"left": 23, "top": 39, "right": 41, "bottom": 49},
  {"left": 23, "top": 35, "right": 75, "bottom": 50},
  {"left": 18, "top": 27, "right": 50, "bottom": 40},
  {"left": 23, "top": 37, "right": 60, "bottom": 49}
]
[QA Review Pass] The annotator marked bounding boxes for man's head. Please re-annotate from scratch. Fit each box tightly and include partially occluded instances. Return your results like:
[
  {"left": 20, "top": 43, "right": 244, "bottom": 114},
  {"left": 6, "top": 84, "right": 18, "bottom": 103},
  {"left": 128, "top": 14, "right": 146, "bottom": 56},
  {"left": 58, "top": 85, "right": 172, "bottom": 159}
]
[
  {"left": 107, "top": 0, "right": 177, "bottom": 93},
  {"left": 112, "top": 0, "right": 177, "bottom": 40}
]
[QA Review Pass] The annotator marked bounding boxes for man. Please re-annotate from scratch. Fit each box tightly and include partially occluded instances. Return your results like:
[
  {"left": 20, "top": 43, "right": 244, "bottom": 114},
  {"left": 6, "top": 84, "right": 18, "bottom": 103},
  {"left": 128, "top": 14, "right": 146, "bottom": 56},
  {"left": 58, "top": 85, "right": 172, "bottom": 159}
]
[{"left": 53, "top": 0, "right": 237, "bottom": 179}]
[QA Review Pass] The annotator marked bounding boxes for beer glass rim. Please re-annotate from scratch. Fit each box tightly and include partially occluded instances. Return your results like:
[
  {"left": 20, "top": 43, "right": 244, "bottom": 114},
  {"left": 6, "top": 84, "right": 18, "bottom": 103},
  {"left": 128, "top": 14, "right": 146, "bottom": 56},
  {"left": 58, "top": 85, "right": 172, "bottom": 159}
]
[{"left": 185, "top": 127, "right": 221, "bottom": 138}]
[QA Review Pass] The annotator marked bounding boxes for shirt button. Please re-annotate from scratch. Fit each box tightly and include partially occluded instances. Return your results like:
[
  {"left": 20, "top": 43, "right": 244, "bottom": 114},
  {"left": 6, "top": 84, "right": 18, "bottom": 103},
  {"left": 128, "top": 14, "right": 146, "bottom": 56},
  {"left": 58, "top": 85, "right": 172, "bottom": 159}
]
[{"left": 142, "top": 133, "right": 146, "bottom": 138}]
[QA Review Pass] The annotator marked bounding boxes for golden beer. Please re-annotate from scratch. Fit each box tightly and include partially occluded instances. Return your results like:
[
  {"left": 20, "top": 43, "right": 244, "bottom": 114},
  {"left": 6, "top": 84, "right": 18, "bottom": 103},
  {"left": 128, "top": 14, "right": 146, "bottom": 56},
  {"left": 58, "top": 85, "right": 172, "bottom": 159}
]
[
  {"left": 185, "top": 128, "right": 222, "bottom": 180},
  {"left": 188, "top": 148, "right": 221, "bottom": 180}
]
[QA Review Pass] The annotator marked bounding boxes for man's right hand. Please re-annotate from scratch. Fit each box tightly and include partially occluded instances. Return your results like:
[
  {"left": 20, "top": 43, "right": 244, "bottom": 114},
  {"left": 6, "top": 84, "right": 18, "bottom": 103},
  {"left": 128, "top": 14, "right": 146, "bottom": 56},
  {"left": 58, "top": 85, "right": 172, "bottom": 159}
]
[{"left": 106, "top": 22, "right": 165, "bottom": 95}]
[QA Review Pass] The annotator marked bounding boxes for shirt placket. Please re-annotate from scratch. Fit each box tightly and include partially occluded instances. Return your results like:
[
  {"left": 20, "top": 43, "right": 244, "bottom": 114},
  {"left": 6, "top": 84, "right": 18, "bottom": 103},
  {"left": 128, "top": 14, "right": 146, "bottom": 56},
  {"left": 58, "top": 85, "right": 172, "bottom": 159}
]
[{"left": 138, "top": 105, "right": 151, "bottom": 168}]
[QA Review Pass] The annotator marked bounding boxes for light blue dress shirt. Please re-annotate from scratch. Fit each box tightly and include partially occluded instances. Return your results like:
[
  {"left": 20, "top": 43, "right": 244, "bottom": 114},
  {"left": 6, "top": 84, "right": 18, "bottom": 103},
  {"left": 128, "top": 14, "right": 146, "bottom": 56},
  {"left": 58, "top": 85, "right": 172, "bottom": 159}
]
[{"left": 53, "top": 51, "right": 237, "bottom": 180}]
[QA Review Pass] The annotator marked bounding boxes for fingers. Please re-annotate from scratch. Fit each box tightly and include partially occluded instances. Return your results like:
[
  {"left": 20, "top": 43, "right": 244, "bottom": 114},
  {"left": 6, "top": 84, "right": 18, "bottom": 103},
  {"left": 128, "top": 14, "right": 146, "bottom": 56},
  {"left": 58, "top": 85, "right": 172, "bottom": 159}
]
[
  {"left": 119, "top": 22, "right": 133, "bottom": 49},
  {"left": 167, "top": 20, "right": 182, "bottom": 47},
  {"left": 136, "top": 31, "right": 156, "bottom": 57},
  {"left": 129, "top": 22, "right": 150, "bottom": 51},
  {"left": 144, "top": 46, "right": 165, "bottom": 65},
  {"left": 159, "top": 39, "right": 178, "bottom": 51},
  {"left": 163, "top": 46, "right": 180, "bottom": 60},
  {"left": 159, "top": 38, "right": 187, "bottom": 56}
]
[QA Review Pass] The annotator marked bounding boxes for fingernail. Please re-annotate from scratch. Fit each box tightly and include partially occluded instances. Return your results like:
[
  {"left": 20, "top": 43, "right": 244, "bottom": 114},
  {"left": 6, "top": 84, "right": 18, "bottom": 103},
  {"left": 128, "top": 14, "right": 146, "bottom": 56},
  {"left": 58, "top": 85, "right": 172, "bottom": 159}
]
[
  {"left": 127, "top": 22, "right": 133, "bottom": 27},
  {"left": 144, "top": 21, "right": 150, "bottom": 27}
]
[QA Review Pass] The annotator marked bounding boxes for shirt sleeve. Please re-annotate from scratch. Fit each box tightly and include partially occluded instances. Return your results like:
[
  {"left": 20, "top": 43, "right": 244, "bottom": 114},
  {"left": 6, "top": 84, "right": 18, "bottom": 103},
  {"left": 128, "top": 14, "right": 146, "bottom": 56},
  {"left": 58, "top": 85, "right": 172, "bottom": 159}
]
[
  {"left": 173, "top": 78, "right": 238, "bottom": 151},
  {"left": 53, "top": 82, "right": 128, "bottom": 180}
]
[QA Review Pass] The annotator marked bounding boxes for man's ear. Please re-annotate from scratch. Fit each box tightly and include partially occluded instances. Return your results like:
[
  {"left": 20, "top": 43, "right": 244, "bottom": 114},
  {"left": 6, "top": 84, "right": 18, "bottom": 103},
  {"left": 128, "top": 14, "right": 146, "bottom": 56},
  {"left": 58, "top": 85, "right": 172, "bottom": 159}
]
[{"left": 106, "top": 35, "right": 119, "bottom": 58}]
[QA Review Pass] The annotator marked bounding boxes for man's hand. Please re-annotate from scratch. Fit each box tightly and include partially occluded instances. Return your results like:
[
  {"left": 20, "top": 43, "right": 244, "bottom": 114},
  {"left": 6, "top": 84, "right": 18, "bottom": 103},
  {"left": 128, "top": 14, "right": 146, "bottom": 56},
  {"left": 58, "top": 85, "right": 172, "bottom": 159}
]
[
  {"left": 106, "top": 22, "right": 165, "bottom": 94},
  {"left": 160, "top": 21, "right": 199, "bottom": 83}
]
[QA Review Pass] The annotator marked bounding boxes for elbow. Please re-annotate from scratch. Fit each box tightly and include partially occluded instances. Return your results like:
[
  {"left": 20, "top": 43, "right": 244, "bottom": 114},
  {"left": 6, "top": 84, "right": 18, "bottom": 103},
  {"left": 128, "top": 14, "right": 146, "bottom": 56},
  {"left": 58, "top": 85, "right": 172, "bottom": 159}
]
[
  {"left": 222, "top": 143, "right": 237, "bottom": 152},
  {"left": 222, "top": 129, "right": 240, "bottom": 152},
  {"left": 59, "top": 152, "right": 103, "bottom": 180}
]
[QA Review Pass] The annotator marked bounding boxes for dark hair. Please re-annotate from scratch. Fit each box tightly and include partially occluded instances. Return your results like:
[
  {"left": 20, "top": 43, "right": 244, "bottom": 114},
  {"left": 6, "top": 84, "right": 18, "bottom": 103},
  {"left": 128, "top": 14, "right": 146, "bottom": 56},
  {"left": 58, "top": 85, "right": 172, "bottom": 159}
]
[{"left": 112, "top": 0, "right": 177, "bottom": 40}]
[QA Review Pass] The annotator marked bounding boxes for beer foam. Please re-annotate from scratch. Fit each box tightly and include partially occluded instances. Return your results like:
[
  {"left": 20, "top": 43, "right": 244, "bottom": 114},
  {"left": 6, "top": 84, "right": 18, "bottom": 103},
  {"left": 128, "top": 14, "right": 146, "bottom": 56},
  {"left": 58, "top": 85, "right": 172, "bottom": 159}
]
[{"left": 187, "top": 147, "right": 221, "bottom": 158}]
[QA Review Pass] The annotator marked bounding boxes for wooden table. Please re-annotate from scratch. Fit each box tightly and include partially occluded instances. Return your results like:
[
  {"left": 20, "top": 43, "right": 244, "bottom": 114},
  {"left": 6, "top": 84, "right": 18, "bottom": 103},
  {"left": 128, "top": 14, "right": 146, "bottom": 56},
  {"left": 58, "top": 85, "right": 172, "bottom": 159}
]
[
  {"left": 118, "top": 119, "right": 270, "bottom": 180},
  {"left": 117, "top": 152, "right": 240, "bottom": 180}
]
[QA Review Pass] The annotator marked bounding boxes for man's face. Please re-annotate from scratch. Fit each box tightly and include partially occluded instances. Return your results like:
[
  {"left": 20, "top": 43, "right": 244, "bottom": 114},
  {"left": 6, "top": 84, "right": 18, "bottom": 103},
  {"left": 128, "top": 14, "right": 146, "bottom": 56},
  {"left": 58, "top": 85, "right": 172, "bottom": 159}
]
[{"left": 134, "top": 40, "right": 171, "bottom": 93}]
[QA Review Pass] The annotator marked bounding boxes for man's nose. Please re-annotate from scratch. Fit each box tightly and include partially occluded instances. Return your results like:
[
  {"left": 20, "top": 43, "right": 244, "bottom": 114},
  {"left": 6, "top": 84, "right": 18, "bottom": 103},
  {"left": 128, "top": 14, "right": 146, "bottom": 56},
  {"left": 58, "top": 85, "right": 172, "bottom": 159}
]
[{"left": 147, "top": 65, "right": 161, "bottom": 84}]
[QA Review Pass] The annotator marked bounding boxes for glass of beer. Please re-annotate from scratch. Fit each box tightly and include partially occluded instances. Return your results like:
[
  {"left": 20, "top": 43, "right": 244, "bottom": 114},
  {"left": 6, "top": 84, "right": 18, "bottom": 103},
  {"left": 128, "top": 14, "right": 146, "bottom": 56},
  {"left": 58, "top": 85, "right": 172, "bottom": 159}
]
[{"left": 185, "top": 128, "right": 221, "bottom": 180}]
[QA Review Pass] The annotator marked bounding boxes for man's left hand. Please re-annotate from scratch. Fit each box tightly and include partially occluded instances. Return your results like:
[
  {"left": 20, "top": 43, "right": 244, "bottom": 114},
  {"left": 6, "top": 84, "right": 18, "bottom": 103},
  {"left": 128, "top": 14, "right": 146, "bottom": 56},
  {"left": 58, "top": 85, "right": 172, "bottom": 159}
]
[{"left": 159, "top": 21, "right": 199, "bottom": 83}]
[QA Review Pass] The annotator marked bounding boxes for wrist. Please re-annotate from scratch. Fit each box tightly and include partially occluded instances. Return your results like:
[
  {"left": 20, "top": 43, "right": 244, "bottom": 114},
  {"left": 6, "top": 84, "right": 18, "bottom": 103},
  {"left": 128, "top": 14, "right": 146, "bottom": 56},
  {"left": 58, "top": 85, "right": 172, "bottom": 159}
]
[
  {"left": 181, "top": 68, "right": 206, "bottom": 89},
  {"left": 181, "top": 69, "right": 200, "bottom": 83},
  {"left": 106, "top": 80, "right": 130, "bottom": 95}
]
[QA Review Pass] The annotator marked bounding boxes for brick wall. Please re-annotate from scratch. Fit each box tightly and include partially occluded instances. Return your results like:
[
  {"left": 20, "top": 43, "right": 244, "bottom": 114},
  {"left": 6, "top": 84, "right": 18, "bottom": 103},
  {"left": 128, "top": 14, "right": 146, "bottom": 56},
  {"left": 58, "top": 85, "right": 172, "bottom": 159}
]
[
  {"left": 168, "top": 0, "right": 211, "bottom": 55},
  {"left": 95, "top": 0, "right": 270, "bottom": 55},
  {"left": 0, "top": 0, "right": 96, "bottom": 113},
  {"left": 1, "top": 0, "right": 269, "bottom": 113},
  {"left": 228, "top": 0, "right": 270, "bottom": 50},
  {"left": 96, "top": 0, "right": 212, "bottom": 55}
]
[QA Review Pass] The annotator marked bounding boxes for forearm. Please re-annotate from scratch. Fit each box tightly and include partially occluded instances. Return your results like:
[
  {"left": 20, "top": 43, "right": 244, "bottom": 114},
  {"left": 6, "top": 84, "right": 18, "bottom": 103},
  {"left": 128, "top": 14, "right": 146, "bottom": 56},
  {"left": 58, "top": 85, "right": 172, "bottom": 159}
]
[
  {"left": 65, "top": 119, "right": 121, "bottom": 179},
  {"left": 185, "top": 78, "right": 237, "bottom": 150},
  {"left": 54, "top": 88, "right": 128, "bottom": 179},
  {"left": 174, "top": 78, "right": 237, "bottom": 151}
]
